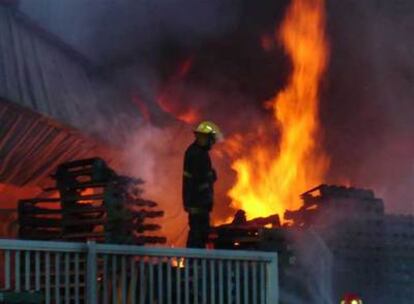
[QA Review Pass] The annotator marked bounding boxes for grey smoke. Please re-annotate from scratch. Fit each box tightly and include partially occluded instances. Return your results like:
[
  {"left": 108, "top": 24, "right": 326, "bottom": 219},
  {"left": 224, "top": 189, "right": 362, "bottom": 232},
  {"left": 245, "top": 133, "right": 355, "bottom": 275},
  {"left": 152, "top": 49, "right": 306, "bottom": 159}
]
[
  {"left": 15, "top": 0, "right": 414, "bottom": 216},
  {"left": 17, "top": 0, "right": 241, "bottom": 65},
  {"left": 324, "top": 0, "right": 414, "bottom": 214}
]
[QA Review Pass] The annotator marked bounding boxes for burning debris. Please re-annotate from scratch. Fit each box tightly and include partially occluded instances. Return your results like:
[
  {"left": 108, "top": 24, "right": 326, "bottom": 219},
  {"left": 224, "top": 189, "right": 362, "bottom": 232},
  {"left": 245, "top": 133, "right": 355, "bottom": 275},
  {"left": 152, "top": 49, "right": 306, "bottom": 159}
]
[
  {"left": 18, "top": 158, "right": 166, "bottom": 245},
  {"left": 212, "top": 210, "right": 281, "bottom": 250},
  {"left": 214, "top": 184, "right": 414, "bottom": 304}
]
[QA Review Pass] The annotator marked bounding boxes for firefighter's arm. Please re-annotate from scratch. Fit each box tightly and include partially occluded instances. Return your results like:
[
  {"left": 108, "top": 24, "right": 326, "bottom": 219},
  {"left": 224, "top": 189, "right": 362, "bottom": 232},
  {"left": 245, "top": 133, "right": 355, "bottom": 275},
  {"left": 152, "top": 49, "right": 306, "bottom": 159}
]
[{"left": 183, "top": 150, "right": 197, "bottom": 210}]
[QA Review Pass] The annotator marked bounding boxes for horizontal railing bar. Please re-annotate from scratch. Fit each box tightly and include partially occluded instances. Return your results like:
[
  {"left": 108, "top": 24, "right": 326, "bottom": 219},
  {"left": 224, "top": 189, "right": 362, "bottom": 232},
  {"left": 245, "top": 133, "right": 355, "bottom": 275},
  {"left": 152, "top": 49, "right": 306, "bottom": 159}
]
[
  {"left": 0, "top": 238, "right": 277, "bottom": 261},
  {"left": 0, "top": 239, "right": 87, "bottom": 252},
  {"left": 95, "top": 244, "right": 277, "bottom": 262}
]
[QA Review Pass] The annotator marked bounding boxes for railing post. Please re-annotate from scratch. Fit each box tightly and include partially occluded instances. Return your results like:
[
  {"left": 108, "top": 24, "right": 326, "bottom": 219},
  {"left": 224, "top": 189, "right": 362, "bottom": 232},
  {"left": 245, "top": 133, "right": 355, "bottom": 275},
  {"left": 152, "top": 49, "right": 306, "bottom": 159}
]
[
  {"left": 86, "top": 241, "right": 98, "bottom": 304},
  {"left": 266, "top": 253, "right": 279, "bottom": 304}
]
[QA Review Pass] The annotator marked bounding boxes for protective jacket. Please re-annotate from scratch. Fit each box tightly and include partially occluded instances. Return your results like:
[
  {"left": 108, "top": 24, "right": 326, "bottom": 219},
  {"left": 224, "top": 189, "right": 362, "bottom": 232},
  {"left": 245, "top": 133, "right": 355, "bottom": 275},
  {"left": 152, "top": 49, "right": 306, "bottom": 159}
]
[{"left": 182, "top": 142, "right": 217, "bottom": 212}]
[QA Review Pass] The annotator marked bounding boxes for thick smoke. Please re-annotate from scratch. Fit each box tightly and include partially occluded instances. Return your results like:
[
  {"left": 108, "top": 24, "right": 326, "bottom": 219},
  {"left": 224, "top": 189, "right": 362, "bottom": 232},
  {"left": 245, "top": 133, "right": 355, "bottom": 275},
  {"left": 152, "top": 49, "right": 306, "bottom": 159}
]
[
  {"left": 15, "top": 0, "right": 414, "bottom": 230},
  {"left": 323, "top": 0, "right": 414, "bottom": 214},
  {"left": 119, "top": 123, "right": 191, "bottom": 246},
  {"left": 17, "top": 0, "right": 242, "bottom": 65},
  {"left": 282, "top": 229, "right": 334, "bottom": 304},
  {"left": 4, "top": 2, "right": 412, "bottom": 303},
  {"left": 106, "top": 0, "right": 292, "bottom": 230}
]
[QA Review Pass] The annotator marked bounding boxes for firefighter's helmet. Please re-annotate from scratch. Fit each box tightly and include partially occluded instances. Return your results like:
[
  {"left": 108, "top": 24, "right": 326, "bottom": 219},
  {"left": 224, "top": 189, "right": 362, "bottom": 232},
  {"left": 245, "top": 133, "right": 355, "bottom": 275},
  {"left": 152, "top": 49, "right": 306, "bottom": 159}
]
[
  {"left": 193, "top": 121, "right": 223, "bottom": 141},
  {"left": 340, "top": 293, "right": 363, "bottom": 304}
]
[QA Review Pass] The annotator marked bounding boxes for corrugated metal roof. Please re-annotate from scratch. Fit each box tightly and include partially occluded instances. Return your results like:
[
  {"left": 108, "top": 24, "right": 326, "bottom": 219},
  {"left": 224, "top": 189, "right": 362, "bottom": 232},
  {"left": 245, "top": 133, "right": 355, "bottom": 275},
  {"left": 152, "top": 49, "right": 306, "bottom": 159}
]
[
  {"left": 0, "top": 5, "right": 141, "bottom": 146},
  {"left": 0, "top": 98, "right": 111, "bottom": 186}
]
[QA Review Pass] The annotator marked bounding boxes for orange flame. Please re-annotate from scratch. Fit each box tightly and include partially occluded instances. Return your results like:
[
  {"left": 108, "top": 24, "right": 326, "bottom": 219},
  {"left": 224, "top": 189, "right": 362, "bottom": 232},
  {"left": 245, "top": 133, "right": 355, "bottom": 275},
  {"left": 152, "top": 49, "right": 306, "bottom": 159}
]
[
  {"left": 228, "top": 0, "right": 329, "bottom": 221},
  {"left": 170, "top": 257, "right": 185, "bottom": 268}
]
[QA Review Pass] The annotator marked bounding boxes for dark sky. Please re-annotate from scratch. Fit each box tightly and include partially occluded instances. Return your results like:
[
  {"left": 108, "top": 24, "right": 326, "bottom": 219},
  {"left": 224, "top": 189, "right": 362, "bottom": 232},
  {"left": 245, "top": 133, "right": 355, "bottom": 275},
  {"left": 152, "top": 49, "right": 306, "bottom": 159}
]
[{"left": 17, "top": 0, "right": 414, "bottom": 214}]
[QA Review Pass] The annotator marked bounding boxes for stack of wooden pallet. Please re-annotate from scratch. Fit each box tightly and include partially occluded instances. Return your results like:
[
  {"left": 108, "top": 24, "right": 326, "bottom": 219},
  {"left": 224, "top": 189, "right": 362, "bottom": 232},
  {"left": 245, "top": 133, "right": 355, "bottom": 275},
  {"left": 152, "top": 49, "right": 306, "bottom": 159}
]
[{"left": 18, "top": 158, "right": 166, "bottom": 245}]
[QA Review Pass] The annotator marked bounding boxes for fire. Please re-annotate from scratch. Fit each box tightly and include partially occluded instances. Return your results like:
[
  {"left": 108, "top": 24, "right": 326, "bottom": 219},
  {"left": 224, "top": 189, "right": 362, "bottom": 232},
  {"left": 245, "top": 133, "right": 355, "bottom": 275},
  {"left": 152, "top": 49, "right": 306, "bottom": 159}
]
[
  {"left": 78, "top": 188, "right": 96, "bottom": 204},
  {"left": 171, "top": 257, "right": 185, "bottom": 268},
  {"left": 228, "top": 0, "right": 329, "bottom": 221}
]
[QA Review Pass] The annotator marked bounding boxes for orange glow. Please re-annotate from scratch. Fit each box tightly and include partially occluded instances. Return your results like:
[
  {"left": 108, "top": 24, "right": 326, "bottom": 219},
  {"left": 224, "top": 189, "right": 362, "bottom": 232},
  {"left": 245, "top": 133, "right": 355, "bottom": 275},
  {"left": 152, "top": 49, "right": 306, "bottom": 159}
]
[
  {"left": 212, "top": 216, "right": 233, "bottom": 226},
  {"left": 157, "top": 93, "right": 200, "bottom": 124},
  {"left": 171, "top": 257, "right": 185, "bottom": 268},
  {"left": 261, "top": 34, "right": 275, "bottom": 52},
  {"left": 77, "top": 188, "right": 96, "bottom": 204},
  {"left": 339, "top": 178, "right": 352, "bottom": 187},
  {"left": 155, "top": 57, "right": 200, "bottom": 124},
  {"left": 228, "top": 0, "right": 329, "bottom": 221}
]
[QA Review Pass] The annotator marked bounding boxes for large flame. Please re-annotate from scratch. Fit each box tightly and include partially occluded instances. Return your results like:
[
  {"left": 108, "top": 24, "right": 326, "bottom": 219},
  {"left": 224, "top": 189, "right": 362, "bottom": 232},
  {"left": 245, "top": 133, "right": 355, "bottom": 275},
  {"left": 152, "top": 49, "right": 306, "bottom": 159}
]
[{"left": 228, "top": 0, "right": 329, "bottom": 220}]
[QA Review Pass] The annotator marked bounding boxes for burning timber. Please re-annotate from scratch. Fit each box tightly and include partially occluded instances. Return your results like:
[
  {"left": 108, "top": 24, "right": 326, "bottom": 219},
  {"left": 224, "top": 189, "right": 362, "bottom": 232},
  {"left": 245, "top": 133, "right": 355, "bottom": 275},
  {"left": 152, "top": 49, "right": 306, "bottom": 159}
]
[
  {"left": 18, "top": 158, "right": 166, "bottom": 245},
  {"left": 213, "top": 184, "right": 414, "bottom": 304}
]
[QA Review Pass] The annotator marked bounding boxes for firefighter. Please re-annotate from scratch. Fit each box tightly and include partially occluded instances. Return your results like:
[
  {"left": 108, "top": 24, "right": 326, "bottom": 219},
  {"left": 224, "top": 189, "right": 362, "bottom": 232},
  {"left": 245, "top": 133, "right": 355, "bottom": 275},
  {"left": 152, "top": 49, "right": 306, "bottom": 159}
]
[{"left": 183, "top": 121, "right": 222, "bottom": 248}]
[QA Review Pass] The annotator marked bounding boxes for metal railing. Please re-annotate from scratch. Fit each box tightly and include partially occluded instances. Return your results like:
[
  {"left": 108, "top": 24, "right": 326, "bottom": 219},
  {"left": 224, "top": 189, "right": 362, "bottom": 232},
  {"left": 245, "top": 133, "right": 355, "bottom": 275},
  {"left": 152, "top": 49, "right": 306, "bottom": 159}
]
[{"left": 0, "top": 239, "right": 278, "bottom": 304}]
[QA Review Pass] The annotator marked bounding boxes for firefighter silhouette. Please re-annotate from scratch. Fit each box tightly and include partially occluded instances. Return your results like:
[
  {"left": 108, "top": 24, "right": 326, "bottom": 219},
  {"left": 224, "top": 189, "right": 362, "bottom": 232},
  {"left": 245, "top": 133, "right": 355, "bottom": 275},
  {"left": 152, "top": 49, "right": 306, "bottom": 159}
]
[{"left": 182, "top": 121, "right": 222, "bottom": 248}]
